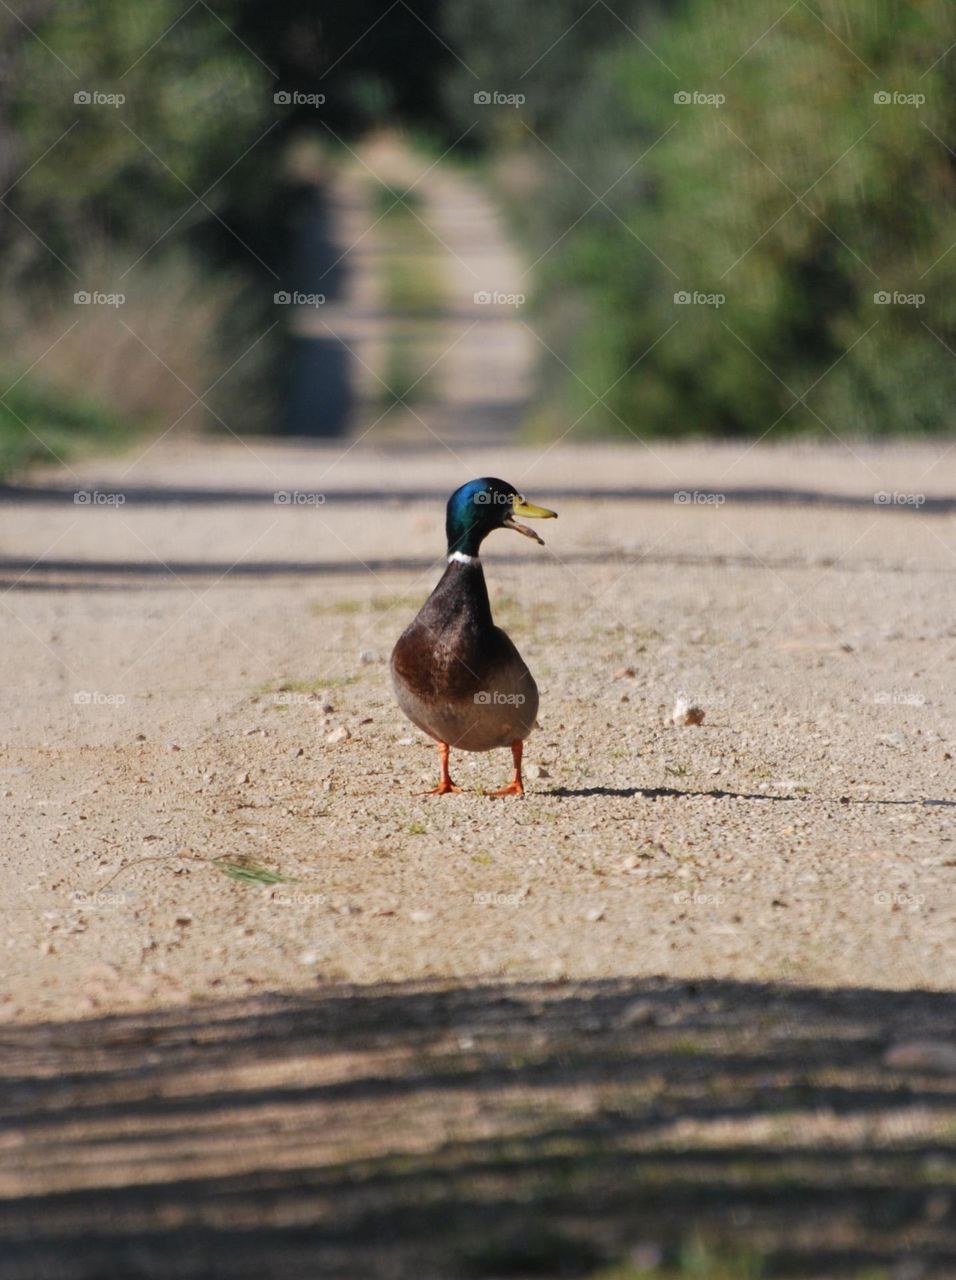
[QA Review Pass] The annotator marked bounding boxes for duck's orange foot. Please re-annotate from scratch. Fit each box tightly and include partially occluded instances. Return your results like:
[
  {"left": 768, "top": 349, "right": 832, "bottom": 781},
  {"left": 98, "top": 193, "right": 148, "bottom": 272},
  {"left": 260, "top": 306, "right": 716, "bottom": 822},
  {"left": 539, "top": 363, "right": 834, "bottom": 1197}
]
[
  {"left": 487, "top": 779, "right": 524, "bottom": 799},
  {"left": 487, "top": 739, "right": 526, "bottom": 799},
  {"left": 418, "top": 741, "right": 462, "bottom": 795},
  {"left": 418, "top": 779, "right": 462, "bottom": 796}
]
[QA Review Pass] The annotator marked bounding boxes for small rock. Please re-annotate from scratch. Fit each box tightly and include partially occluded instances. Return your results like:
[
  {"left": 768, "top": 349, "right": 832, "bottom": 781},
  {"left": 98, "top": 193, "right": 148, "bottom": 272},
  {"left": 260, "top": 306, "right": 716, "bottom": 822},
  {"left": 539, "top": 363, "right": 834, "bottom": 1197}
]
[
  {"left": 526, "top": 763, "right": 550, "bottom": 780},
  {"left": 326, "top": 726, "right": 351, "bottom": 745},
  {"left": 672, "top": 697, "right": 705, "bottom": 726},
  {"left": 884, "top": 1040, "right": 956, "bottom": 1074},
  {"left": 358, "top": 650, "right": 374, "bottom": 665},
  {"left": 298, "top": 949, "right": 319, "bottom": 967},
  {"left": 320, "top": 702, "right": 335, "bottom": 714},
  {"left": 585, "top": 905, "right": 606, "bottom": 922},
  {"left": 397, "top": 736, "right": 415, "bottom": 745},
  {"left": 409, "top": 909, "right": 433, "bottom": 923},
  {"left": 174, "top": 911, "right": 192, "bottom": 926},
  {"left": 291, "top": 747, "right": 304, "bottom": 758},
  {"left": 613, "top": 666, "right": 636, "bottom": 680},
  {"left": 235, "top": 770, "right": 250, "bottom": 785}
]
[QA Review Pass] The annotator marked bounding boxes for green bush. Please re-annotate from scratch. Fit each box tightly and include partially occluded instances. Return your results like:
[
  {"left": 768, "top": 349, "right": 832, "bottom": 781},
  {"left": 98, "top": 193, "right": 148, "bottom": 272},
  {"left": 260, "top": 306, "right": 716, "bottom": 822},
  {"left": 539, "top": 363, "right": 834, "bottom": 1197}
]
[
  {"left": 449, "top": 0, "right": 956, "bottom": 438},
  {"left": 0, "top": 0, "right": 276, "bottom": 472},
  {"left": 0, "top": 381, "right": 125, "bottom": 475},
  {"left": 6, "top": 0, "right": 269, "bottom": 266}
]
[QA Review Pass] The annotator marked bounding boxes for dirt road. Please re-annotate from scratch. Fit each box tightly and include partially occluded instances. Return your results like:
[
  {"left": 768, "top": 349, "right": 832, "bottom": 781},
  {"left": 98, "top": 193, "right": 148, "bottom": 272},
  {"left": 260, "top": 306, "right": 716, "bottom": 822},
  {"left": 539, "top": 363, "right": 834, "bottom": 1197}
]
[
  {"left": 2, "top": 433, "right": 956, "bottom": 1278},
  {"left": 2, "top": 436, "right": 954, "bottom": 1024}
]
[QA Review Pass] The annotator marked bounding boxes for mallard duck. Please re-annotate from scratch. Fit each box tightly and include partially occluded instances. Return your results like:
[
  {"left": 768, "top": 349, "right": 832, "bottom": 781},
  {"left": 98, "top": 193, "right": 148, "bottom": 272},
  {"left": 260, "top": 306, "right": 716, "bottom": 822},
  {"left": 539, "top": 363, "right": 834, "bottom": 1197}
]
[{"left": 390, "top": 478, "right": 557, "bottom": 797}]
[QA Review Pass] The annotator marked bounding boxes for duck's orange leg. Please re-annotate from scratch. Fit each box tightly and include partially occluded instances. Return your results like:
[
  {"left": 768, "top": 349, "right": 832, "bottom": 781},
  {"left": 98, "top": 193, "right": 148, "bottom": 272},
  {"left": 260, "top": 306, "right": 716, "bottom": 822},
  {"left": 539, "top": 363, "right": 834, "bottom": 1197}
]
[
  {"left": 488, "top": 739, "right": 525, "bottom": 798},
  {"left": 418, "top": 741, "right": 462, "bottom": 795}
]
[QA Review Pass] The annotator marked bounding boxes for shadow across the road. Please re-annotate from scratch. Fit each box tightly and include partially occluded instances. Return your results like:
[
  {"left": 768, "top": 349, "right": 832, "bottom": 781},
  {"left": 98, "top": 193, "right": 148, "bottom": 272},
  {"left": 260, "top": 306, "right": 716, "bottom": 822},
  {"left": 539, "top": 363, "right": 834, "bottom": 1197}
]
[
  {"left": 0, "top": 536, "right": 947, "bottom": 592},
  {"left": 2, "top": 480, "right": 955, "bottom": 511},
  {"left": 0, "top": 975, "right": 953, "bottom": 1280}
]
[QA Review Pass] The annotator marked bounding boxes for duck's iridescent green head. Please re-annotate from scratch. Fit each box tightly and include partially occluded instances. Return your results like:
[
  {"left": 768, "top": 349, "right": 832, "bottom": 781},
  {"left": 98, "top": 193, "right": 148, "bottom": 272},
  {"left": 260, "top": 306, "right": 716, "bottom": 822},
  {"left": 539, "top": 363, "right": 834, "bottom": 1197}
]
[{"left": 445, "top": 477, "right": 557, "bottom": 557}]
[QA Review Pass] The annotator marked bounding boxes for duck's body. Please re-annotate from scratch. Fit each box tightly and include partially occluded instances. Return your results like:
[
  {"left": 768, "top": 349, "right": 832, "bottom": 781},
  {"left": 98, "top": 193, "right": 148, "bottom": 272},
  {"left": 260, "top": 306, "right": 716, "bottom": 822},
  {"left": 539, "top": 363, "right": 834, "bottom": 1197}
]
[
  {"left": 391, "top": 554, "right": 539, "bottom": 752},
  {"left": 390, "top": 479, "right": 557, "bottom": 797}
]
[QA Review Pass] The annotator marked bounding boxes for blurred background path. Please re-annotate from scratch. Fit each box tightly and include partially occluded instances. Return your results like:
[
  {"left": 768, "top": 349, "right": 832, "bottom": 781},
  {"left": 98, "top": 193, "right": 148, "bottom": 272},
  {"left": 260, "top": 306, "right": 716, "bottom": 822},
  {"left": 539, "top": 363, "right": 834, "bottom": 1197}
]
[{"left": 285, "top": 133, "right": 534, "bottom": 446}]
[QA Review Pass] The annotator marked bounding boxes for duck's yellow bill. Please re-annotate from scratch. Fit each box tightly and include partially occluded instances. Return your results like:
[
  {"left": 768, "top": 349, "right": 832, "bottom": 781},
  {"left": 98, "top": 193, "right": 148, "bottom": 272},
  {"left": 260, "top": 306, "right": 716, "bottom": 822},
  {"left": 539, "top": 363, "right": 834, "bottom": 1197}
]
[
  {"left": 513, "top": 498, "right": 558, "bottom": 520},
  {"left": 504, "top": 497, "right": 558, "bottom": 545}
]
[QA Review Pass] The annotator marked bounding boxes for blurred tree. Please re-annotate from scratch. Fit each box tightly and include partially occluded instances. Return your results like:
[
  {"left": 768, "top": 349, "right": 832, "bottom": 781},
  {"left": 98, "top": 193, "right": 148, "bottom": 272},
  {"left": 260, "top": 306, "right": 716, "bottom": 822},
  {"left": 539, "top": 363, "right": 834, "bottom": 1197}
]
[
  {"left": 0, "top": 1, "right": 459, "bottom": 457},
  {"left": 447, "top": 0, "right": 956, "bottom": 438},
  {"left": 3, "top": 0, "right": 270, "bottom": 276},
  {"left": 236, "top": 0, "right": 453, "bottom": 140},
  {"left": 0, "top": 0, "right": 278, "bottom": 447}
]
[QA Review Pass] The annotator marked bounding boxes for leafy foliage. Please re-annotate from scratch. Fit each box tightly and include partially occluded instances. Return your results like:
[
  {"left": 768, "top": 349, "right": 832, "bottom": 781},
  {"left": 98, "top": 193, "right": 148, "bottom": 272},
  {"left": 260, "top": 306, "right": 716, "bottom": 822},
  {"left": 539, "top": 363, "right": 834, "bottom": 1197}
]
[
  {"left": 448, "top": 0, "right": 956, "bottom": 437},
  {"left": 0, "top": 0, "right": 277, "bottom": 467}
]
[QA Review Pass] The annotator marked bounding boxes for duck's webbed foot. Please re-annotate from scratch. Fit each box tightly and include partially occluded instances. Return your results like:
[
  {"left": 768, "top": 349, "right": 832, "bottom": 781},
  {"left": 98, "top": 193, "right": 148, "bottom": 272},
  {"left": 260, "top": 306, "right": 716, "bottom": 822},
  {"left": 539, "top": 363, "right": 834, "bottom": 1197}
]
[
  {"left": 488, "top": 739, "right": 526, "bottom": 799},
  {"left": 418, "top": 741, "right": 462, "bottom": 796},
  {"left": 420, "top": 778, "right": 463, "bottom": 796}
]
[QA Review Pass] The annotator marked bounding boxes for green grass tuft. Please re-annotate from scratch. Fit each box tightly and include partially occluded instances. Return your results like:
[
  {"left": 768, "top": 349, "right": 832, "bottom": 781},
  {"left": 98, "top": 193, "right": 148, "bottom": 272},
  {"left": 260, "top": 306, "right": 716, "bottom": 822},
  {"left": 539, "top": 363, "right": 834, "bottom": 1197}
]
[{"left": 212, "top": 856, "right": 293, "bottom": 886}]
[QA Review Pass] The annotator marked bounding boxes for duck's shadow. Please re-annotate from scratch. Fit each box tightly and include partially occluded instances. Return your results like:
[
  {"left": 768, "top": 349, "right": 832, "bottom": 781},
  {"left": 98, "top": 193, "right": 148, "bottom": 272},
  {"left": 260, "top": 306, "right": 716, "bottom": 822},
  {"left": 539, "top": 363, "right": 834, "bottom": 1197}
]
[
  {"left": 546, "top": 785, "right": 793, "bottom": 801},
  {"left": 546, "top": 786, "right": 956, "bottom": 806}
]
